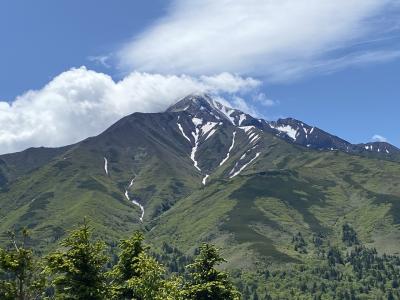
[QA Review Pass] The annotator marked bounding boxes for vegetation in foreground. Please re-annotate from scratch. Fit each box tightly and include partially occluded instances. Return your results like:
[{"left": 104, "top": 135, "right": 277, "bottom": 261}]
[
  {"left": 2, "top": 221, "right": 400, "bottom": 299},
  {"left": 0, "top": 220, "right": 239, "bottom": 300}
]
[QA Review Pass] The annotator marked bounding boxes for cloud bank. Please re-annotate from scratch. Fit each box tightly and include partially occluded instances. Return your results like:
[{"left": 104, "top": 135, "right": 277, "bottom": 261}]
[
  {"left": 119, "top": 0, "right": 399, "bottom": 80},
  {"left": 0, "top": 67, "right": 259, "bottom": 154}
]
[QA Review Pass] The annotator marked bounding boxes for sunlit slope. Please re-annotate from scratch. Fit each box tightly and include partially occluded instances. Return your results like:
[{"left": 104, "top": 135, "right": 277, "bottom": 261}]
[{"left": 149, "top": 131, "right": 400, "bottom": 268}]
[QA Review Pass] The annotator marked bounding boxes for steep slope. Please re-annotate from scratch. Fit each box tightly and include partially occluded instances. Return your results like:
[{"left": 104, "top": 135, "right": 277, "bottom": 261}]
[{"left": 150, "top": 130, "right": 400, "bottom": 269}]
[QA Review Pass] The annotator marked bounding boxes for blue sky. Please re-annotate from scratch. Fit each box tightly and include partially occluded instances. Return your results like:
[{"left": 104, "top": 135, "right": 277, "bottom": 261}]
[
  {"left": 0, "top": 0, "right": 167, "bottom": 99},
  {"left": 0, "top": 0, "right": 399, "bottom": 153}
]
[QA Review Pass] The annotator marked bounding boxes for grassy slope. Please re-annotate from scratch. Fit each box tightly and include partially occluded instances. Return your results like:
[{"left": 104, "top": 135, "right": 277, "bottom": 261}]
[
  {"left": 149, "top": 132, "right": 400, "bottom": 272},
  {"left": 0, "top": 112, "right": 202, "bottom": 251},
  {"left": 1, "top": 113, "right": 400, "bottom": 275}
]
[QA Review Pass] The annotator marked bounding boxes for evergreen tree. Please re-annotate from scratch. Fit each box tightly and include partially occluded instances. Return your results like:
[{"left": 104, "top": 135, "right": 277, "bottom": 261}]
[
  {"left": 0, "top": 229, "right": 44, "bottom": 300},
  {"left": 342, "top": 223, "right": 359, "bottom": 247},
  {"left": 109, "top": 231, "right": 147, "bottom": 299},
  {"left": 109, "top": 231, "right": 183, "bottom": 300},
  {"left": 45, "top": 220, "right": 108, "bottom": 300},
  {"left": 185, "top": 243, "right": 240, "bottom": 300}
]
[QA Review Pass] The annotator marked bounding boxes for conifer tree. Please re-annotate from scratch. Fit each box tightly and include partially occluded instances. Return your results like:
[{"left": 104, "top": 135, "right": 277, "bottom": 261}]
[
  {"left": 45, "top": 220, "right": 108, "bottom": 300},
  {"left": 185, "top": 243, "right": 240, "bottom": 300},
  {"left": 0, "top": 229, "right": 44, "bottom": 300},
  {"left": 109, "top": 231, "right": 183, "bottom": 300}
]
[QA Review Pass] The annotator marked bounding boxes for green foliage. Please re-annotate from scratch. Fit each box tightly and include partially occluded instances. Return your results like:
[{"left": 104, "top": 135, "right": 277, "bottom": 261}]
[
  {"left": 109, "top": 231, "right": 183, "bottom": 299},
  {"left": 0, "top": 228, "right": 44, "bottom": 300},
  {"left": 154, "top": 242, "right": 192, "bottom": 275},
  {"left": 185, "top": 243, "right": 240, "bottom": 300},
  {"left": 342, "top": 223, "right": 359, "bottom": 247},
  {"left": 45, "top": 220, "right": 108, "bottom": 300},
  {"left": 256, "top": 231, "right": 400, "bottom": 299},
  {"left": 121, "top": 252, "right": 183, "bottom": 300},
  {"left": 109, "top": 230, "right": 147, "bottom": 297},
  {"left": 292, "top": 232, "right": 307, "bottom": 254}
]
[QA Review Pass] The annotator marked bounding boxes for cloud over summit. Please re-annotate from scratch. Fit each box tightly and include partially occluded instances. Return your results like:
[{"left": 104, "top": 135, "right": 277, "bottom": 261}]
[{"left": 0, "top": 67, "right": 259, "bottom": 154}]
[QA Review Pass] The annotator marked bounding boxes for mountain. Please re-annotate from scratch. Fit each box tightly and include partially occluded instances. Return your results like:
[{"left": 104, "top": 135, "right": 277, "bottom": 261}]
[
  {"left": 1, "top": 93, "right": 400, "bottom": 274},
  {"left": 270, "top": 117, "right": 400, "bottom": 158}
]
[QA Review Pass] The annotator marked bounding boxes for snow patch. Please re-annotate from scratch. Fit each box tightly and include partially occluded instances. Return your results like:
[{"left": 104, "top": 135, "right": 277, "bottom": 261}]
[
  {"left": 191, "top": 128, "right": 201, "bottom": 171},
  {"left": 219, "top": 131, "right": 236, "bottom": 166},
  {"left": 201, "top": 122, "right": 218, "bottom": 140},
  {"left": 104, "top": 157, "right": 109, "bottom": 175},
  {"left": 240, "top": 126, "right": 255, "bottom": 133},
  {"left": 230, "top": 152, "right": 261, "bottom": 178},
  {"left": 177, "top": 123, "right": 191, "bottom": 142},
  {"left": 250, "top": 135, "right": 260, "bottom": 144},
  {"left": 205, "top": 128, "right": 217, "bottom": 141},
  {"left": 202, "top": 174, "right": 209, "bottom": 185},
  {"left": 192, "top": 117, "right": 203, "bottom": 127},
  {"left": 238, "top": 114, "right": 247, "bottom": 126},
  {"left": 275, "top": 125, "right": 298, "bottom": 140},
  {"left": 125, "top": 178, "right": 144, "bottom": 222}
]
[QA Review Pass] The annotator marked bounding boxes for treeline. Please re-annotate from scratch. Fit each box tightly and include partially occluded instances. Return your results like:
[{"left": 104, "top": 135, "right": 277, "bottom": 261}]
[
  {"left": 2, "top": 221, "right": 400, "bottom": 300},
  {"left": 0, "top": 221, "right": 240, "bottom": 300},
  {"left": 261, "top": 224, "right": 400, "bottom": 299}
]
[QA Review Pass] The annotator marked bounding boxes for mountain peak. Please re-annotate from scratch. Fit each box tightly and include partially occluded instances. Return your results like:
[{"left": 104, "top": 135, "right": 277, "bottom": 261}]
[
  {"left": 166, "top": 93, "right": 215, "bottom": 113},
  {"left": 166, "top": 93, "right": 262, "bottom": 127}
]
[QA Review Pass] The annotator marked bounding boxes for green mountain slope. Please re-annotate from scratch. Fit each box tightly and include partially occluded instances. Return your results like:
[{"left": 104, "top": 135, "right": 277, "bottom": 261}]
[
  {"left": 1, "top": 94, "right": 400, "bottom": 275},
  {"left": 149, "top": 130, "right": 400, "bottom": 269}
]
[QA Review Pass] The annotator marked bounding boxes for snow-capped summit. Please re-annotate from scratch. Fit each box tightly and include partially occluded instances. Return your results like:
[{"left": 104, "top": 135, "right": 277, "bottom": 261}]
[
  {"left": 166, "top": 94, "right": 400, "bottom": 158},
  {"left": 270, "top": 118, "right": 353, "bottom": 152},
  {"left": 166, "top": 94, "right": 263, "bottom": 128}
]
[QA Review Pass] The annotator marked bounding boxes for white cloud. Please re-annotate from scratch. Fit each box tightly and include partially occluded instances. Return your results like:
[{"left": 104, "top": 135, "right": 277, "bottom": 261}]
[
  {"left": 0, "top": 67, "right": 259, "bottom": 155},
  {"left": 118, "top": 0, "right": 399, "bottom": 80},
  {"left": 371, "top": 134, "right": 388, "bottom": 142}
]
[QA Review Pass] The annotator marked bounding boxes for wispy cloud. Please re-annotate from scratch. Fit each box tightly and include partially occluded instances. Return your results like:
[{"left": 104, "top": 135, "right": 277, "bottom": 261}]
[
  {"left": 371, "top": 134, "right": 388, "bottom": 142},
  {"left": 118, "top": 0, "right": 400, "bottom": 81},
  {"left": 253, "top": 93, "right": 278, "bottom": 107},
  {"left": 88, "top": 55, "right": 111, "bottom": 68}
]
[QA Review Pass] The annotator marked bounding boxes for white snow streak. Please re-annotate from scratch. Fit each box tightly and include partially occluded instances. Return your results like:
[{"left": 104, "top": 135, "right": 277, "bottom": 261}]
[
  {"left": 201, "top": 122, "right": 218, "bottom": 140},
  {"left": 240, "top": 126, "right": 255, "bottom": 133},
  {"left": 125, "top": 178, "right": 144, "bottom": 222},
  {"left": 104, "top": 157, "right": 109, "bottom": 175},
  {"left": 219, "top": 131, "right": 236, "bottom": 166},
  {"left": 205, "top": 128, "right": 217, "bottom": 140},
  {"left": 202, "top": 174, "right": 209, "bottom": 185},
  {"left": 189, "top": 118, "right": 220, "bottom": 172},
  {"left": 248, "top": 131, "right": 257, "bottom": 140},
  {"left": 230, "top": 152, "right": 260, "bottom": 178},
  {"left": 177, "top": 123, "right": 191, "bottom": 142},
  {"left": 249, "top": 134, "right": 260, "bottom": 144},
  {"left": 238, "top": 114, "right": 247, "bottom": 126},
  {"left": 191, "top": 127, "right": 201, "bottom": 171}
]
